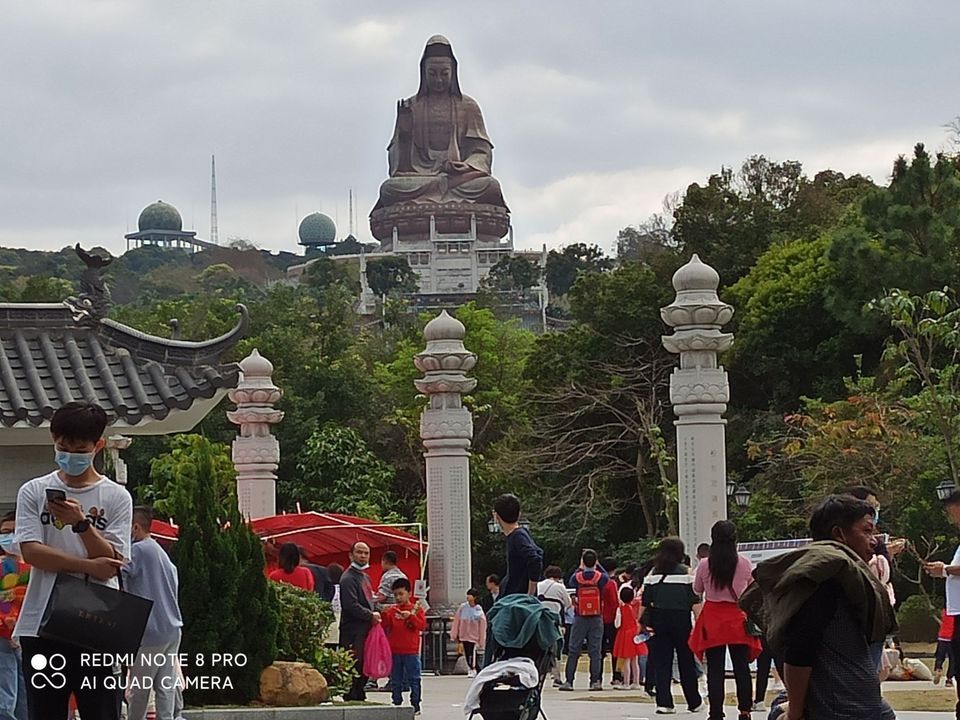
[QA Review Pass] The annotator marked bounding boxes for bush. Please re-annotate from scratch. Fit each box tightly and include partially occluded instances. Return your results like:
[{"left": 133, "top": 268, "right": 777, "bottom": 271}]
[
  {"left": 897, "top": 593, "right": 939, "bottom": 642},
  {"left": 273, "top": 583, "right": 356, "bottom": 696},
  {"left": 274, "top": 582, "right": 335, "bottom": 663},
  {"left": 314, "top": 647, "right": 358, "bottom": 697}
]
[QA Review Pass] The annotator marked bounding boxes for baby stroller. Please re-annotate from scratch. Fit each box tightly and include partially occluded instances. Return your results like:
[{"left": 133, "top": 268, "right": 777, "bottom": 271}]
[{"left": 465, "top": 594, "right": 561, "bottom": 720}]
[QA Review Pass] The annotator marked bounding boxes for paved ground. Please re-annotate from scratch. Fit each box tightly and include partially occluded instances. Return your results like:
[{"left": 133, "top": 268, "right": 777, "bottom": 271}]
[{"left": 366, "top": 675, "right": 958, "bottom": 719}]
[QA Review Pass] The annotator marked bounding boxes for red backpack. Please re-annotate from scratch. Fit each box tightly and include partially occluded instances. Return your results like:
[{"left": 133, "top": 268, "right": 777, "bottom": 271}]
[{"left": 574, "top": 570, "right": 602, "bottom": 617}]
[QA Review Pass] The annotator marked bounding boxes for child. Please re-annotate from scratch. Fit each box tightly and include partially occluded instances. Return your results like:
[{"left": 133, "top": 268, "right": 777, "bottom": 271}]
[
  {"left": 382, "top": 578, "right": 426, "bottom": 715},
  {"left": 612, "top": 585, "right": 647, "bottom": 690},
  {"left": 451, "top": 588, "right": 488, "bottom": 677},
  {"left": 935, "top": 609, "right": 956, "bottom": 686}
]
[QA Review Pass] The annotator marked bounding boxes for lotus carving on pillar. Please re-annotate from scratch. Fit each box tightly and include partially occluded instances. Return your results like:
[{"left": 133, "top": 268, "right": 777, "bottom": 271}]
[{"left": 660, "top": 303, "right": 734, "bottom": 329}]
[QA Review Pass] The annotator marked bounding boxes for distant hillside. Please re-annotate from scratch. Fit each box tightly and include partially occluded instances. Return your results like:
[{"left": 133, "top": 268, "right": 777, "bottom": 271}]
[{"left": 0, "top": 244, "right": 303, "bottom": 304}]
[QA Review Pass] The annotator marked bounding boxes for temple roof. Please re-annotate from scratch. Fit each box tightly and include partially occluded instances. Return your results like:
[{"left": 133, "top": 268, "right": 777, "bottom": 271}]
[{"left": 0, "top": 301, "right": 248, "bottom": 429}]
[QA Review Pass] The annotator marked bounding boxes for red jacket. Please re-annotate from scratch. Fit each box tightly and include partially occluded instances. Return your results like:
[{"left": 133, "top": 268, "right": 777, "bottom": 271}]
[
  {"left": 382, "top": 601, "right": 426, "bottom": 655},
  {"left": 601, "top": 577, "right": 619, "bottom": 624}
]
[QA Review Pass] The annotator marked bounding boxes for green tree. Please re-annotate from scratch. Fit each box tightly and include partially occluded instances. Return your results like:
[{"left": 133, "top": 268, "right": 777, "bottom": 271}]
[
  {"left": 615, "top": 218, "right": 673, "bottom": 263},
  {"left": 16, "top": 275, "right": 73, "bottom": 302},
  {"left": 872, "top": 287, "right": 960, "bottom": 486},
  {"left": 366, "top": 256, "right": 419, "bottom": 296},
  {"left": 545, "top": 243, "right": 612, "bottom": 296},
  {"left": 726, "top": 236, "right": 869, "bottom": 409},
  {"left": 481, "top": 255, "right": 541, "bottom": 294},
  {"left": 290, "top": 423, "right": 400, "bottom": 520},
  {"left": 672, "top": 158, "right": 803, "bottom": 285},
  {"left": 303, "top": 256, "right": 358, "bottom": 293},
  {"left": 170, "top": 438, "right": 277, "bottom": 704},
  {"left": 827, "top": 145, "right": 960, "bottom": 333},
  {"left": 144, "top": 435, "right": 237, "bottom": 520}
]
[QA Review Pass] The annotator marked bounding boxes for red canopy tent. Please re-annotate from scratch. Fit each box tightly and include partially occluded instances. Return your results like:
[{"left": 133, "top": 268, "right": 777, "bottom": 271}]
[
  {"left": 150, "top": 519, "right": 180, "bottom": 548},
  {"left": 151, "top": 513, "right": 426, "bottom": 587},
  {"left": 253, "top": 512, "right": 425, "bottom": 587}
]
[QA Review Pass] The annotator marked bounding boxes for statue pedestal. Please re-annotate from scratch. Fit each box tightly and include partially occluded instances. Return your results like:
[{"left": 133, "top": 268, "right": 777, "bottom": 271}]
[{"left": 370, "top": 202, "right": 510, "bottom": 248}]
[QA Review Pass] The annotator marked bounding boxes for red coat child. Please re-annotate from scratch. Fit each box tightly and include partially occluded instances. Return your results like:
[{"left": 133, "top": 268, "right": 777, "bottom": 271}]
[
  {"left": 382, "top": 600, "right": 427, "bottom": 655},
  {"left": 612, "top": 597, "right": 648, "bottom": 659}
]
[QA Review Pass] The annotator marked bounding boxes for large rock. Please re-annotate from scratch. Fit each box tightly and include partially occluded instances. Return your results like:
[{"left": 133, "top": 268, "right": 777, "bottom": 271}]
[{"left": 259, "top": 661, "right": 329, "bottom": 706}]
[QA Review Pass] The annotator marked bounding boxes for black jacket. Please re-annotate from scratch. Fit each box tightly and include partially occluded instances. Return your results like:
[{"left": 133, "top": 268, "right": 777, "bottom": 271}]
[
  {"left": 339, "top": 566, "right": 374, "bottom": 631},
  {"left": 306, "top": 563, "right": 335, "bottom": 602}
]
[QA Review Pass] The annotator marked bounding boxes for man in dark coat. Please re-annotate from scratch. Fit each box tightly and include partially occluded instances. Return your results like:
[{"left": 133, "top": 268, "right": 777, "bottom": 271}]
[{"left": 339, "top": 541, "right": 381, "bottom": 701}]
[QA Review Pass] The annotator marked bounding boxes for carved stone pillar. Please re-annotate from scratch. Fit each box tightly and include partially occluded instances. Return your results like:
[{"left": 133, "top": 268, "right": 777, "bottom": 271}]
[
  {"left": 106, "top": 435, "right": 132, "bottom": 485},
  {"left": 414, "top": 311, "right": 477, "bottom": 612},
  {"left": 661, "top": 254, "right": 735, "bottom": 555},
  {"left": 227, "top": 349, "right": 284, "bottom": 519}
]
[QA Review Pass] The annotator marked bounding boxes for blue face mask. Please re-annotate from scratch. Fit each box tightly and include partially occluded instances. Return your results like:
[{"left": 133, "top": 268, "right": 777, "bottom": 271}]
[
  {"left": 0, "top": 535, "right": 14, "bottom": 554},
  {"left": 54, "top": 449, "right": 95, "bottom": 476}
]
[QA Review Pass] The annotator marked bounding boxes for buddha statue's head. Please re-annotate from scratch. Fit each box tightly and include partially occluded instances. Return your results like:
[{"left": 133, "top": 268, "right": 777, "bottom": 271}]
[{"left": 418, "top": 35, "right": 462, "bottom": 99}]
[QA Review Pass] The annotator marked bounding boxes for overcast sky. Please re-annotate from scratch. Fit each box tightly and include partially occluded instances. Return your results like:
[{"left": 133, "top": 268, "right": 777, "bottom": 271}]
[{"left": 1, "top": 1, "right": 957, "bottom": 258}]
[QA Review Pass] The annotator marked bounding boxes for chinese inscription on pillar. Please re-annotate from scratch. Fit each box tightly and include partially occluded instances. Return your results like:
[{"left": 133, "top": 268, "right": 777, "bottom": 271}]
[
  {"left": 414, "top": 310, "right": 477, "bottom": 612},
  {"left": 661, "top": 254, "right": 735, "bottom": 555}
]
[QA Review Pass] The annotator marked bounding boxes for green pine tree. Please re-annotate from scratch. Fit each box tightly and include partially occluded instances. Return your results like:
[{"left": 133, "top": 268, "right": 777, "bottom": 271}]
[{"left": 169, "top": 436, "right": 277, "bottom": 705}]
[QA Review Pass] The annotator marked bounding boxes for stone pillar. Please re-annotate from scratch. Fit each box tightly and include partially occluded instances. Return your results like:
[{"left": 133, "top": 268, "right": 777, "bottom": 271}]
[
  {"left": 414, "top": 311, "right": 477, "bottom": 612},
  {"left": 661, "top": 254, "right": 735, "bottom": 554},
  {"left": 106, "top": 435, "right": 132, "bottom": 485},
  {"left": 227, "top": 349, "right": 284, "bottom": 520}
]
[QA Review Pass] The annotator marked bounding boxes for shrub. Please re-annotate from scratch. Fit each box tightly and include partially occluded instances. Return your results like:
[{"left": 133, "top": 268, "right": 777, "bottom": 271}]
[
  {"left": 897, "top": 593, "right": 939, "bottom": 642},
  {"left": 314, "top": 647, "right": 358, "bottom": 697},
  {"left": 274, "top": 582, "right": 335, "bottom": 663},
  {"left": 273, "top": 583, "right": 357, "bottom": 696}
]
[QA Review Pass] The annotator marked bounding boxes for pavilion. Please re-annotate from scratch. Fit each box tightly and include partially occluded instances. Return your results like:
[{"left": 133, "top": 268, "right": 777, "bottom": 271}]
[{"left": 0, "top": 245, "right": 247, "bottom": 509}]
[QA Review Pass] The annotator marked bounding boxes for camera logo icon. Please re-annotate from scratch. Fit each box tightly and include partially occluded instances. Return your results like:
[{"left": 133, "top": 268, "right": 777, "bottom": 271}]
[{"left": 29, "top": 653, "right": 67, "bottom": 690}]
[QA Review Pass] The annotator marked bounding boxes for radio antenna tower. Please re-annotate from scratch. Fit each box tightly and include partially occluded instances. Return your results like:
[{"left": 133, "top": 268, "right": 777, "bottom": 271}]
[
  {"left": 348, "top": 189, "right": 354, "bottom": 237},
  {"left": 210, "top": 154, "right": 219, "bottom": 245}
]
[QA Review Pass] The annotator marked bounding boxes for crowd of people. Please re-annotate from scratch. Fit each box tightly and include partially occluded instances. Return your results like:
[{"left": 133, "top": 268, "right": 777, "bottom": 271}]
[
  {"left": 9, "top": 400, "right": 960, "bottom": 720},
  {"left": 474, "top": 489, "right": 960, "bottom": 720}
]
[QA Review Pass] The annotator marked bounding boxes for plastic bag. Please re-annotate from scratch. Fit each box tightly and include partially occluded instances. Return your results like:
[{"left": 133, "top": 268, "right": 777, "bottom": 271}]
[
  {"left": 363, "top": 624, "right": 393, "bottom": 679},
  {"left": 903, "top": 657, "right": 933, "bottom": 681}
]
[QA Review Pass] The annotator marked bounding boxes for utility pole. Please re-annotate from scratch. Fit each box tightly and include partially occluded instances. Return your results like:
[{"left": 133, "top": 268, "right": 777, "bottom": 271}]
[{"left": 210, "top": 155, "right": 219, "bottom": 245}]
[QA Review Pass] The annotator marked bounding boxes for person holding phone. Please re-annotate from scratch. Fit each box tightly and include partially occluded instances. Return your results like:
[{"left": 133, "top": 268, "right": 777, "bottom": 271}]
[{"left": 13, "top": 401, "right": 131, "bottom": 720}]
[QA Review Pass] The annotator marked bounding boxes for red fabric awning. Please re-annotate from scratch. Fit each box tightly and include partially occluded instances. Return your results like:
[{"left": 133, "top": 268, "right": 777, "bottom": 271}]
[
  {"left": 253, "top": 512, "right": 426, "bottom": 585},
  {"left": 150, "top": 519, "right": 180, "bottom": 542},
  {"left": 149, "top": 512, "right": 426, "bottom": 585}
]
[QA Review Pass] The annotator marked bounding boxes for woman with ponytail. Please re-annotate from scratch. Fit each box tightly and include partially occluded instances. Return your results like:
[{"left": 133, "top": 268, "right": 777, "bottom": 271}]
[{"left": 689, "top": 521, "right": 760, "bottom": 720}]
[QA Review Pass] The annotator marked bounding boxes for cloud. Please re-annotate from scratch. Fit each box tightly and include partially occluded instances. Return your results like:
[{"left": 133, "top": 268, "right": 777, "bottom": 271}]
[{"left": 0, "top": 1, "right": 958, "bottom": 258}]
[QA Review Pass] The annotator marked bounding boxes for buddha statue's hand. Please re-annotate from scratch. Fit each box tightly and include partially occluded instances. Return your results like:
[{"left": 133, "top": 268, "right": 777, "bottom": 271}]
[{"left": 443, "top": 159, "right": 473, "bottom": 174}]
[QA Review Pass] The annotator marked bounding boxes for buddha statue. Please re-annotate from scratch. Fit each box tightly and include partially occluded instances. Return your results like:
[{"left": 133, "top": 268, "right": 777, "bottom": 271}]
[{"left": 374, "top": 35, "right": 508, "bottom": 211}]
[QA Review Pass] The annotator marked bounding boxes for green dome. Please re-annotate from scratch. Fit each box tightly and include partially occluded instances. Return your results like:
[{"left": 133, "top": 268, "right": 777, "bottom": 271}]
[
  {"left": 138, "top": 200, "right": 183, "bottom": 232},
  {"left": 298, "top": 212, "right": 337, "bottom": 246}
]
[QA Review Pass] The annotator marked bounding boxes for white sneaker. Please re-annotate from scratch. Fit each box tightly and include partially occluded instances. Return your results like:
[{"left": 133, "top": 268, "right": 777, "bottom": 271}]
[
  {"left": 752, "top": 701, "right": 766, "bottom": 712},
  {"left": 467, "top": 670, "right": 477, "bottom": 678},
  {"left": 629, "top": 684, "right": 639, "bottom": 690},
  {"left": 655, "top": 709, "right": 676, "bottom": 715}
]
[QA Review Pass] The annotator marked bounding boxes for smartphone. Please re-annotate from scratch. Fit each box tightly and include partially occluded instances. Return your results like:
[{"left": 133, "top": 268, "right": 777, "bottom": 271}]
[{"left": 45, "top": 488, "right": 67, "bottom": 503}]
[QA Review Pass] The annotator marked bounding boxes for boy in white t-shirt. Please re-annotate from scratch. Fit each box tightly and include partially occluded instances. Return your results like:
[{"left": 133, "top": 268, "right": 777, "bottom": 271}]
[{"left": 13, "top": 401, "right": 131, "bottom": 720}]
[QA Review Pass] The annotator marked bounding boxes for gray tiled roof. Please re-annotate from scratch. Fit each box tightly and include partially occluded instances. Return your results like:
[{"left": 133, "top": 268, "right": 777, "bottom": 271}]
[{"left": 0, "top": 302, "right": 248, "bottom": 427}]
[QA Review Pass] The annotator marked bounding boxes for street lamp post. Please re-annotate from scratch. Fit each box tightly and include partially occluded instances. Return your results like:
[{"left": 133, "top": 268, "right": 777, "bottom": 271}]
[
  {"left": 937, "top": 479, "right": 957, "bottom": 502},
  {"left": 733, "top": 485, "right": 752, "bottom": 509}
]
